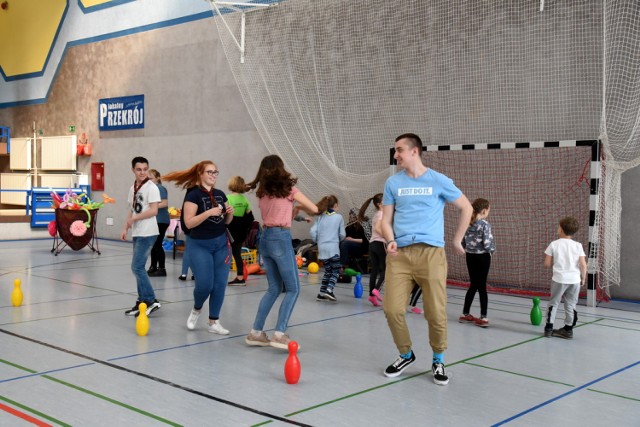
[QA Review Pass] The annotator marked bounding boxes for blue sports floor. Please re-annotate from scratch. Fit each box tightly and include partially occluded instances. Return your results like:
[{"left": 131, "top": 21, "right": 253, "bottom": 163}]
[{"left": 1, "top": 239, "right": 639, "bottom": 426}]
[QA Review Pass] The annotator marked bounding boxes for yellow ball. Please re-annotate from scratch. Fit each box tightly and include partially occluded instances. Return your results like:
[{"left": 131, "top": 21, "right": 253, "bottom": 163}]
[{"left": 307, "top": 262, "right": 319, "bottom": 274}]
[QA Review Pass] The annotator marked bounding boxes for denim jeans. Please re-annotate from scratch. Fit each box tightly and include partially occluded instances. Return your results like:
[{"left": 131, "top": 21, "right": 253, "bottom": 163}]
[
  {"left": 132, "top": 235, "right": 157, "bottom": 302},
  {"left": 189, "top": 233, "right": 231, "bottom": 320},
  {"left": 181, "top": 234, "right": 191, "bottom": 276},
  {"left": 252, "top": 227, "right": 299, "bottom": 333}
]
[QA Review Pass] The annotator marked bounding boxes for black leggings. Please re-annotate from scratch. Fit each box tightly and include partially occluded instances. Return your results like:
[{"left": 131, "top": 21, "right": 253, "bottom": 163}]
[
  {"left": 230, "top": 229, "right": 248, "bottom": 277},
  {"left": 368, "top": 241, "right": 386, "bottom": 296},
  {"left": 150, "top": 222, "right": 170, "bottom": 269},
  {"left": 409, "top": 284, "right": 422, "bottom": 307},
  {"left": 462, "top": 252, "right": 492, "bottom": 317}
]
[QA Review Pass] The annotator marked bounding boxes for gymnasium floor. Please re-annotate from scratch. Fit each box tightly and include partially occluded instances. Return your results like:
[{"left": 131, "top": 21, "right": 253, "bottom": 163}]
[{"left": 1, "top": 239, "right": 639, "bottom": 426}]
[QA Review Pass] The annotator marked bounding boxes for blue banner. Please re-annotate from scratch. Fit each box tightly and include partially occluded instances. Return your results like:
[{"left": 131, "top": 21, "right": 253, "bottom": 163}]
[{"left": 98, "top": 95, "right": 144, "bottom": 131}]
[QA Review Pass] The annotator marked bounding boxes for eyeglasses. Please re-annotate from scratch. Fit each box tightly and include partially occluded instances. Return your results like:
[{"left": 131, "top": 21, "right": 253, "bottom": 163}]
[{"left": 205, "top": 170, "right": 220, "bottom": 176}]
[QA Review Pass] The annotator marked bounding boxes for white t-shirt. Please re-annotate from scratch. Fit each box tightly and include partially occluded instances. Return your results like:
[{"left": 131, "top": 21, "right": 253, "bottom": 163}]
[
  {"left": 544, "top": 238, "right": 586, "bottom": 284},
  {"left": 127, "top": 180, "right": 161, "bottom": 237}
]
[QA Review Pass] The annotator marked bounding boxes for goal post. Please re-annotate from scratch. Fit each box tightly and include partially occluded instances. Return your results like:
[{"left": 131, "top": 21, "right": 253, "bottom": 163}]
[{"left": 390, "top": 140, "right": 602, "bottom": 306}]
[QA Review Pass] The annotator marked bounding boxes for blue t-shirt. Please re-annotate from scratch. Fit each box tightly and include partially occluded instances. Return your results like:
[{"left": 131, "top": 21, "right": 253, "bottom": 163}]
[
  {"left": 184, "top": 187, "right": 228, "bottom": 239},
  {"left": 155, "top": 183, "right": 170, "bottom": 224},
  {"left": 383, "top": 168, "right": 462, "bottom": 247}
]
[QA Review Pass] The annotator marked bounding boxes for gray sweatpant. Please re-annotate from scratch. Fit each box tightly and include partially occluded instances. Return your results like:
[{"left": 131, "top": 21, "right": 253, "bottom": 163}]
[{"left": 546, "top": 281, "right": 580, "bottom": 328}]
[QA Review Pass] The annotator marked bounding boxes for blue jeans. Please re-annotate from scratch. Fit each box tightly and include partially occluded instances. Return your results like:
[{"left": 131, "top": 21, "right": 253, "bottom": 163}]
[
  {"left": 252, "top": 227, "right": 299, "bottom": 333},
  {"left": 132, "top": 235, "right": 157, "bottom": 302},
  {"left": 189, "top": 234, "right": 231, "bottom": 320},
  {"left": 181, "top": 234, "right": 191, "bottom": 276}
]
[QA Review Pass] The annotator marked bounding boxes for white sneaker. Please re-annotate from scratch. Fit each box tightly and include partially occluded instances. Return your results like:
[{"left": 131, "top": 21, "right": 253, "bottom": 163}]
[
  {"left": 186, "top": 309, "right": 200, "bottom": 330},
  {"left": 208, "top": 321, "right": 229, "bottom": 335}
]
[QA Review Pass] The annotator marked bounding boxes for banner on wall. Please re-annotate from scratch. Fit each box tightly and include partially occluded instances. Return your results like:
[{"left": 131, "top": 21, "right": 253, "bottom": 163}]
[{"left": 98, "top": 95, "right": 144, "bottom": 131}]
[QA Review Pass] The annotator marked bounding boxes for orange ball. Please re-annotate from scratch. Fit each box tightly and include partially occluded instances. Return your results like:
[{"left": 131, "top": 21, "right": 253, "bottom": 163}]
[{"left": 296, "top": 256, "right": 303, "bottom": 268}]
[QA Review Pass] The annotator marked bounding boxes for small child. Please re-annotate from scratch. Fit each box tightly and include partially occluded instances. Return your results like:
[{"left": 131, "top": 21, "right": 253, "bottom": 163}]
[
  {"left": 543, "top": 216, "right": 587, "bottom": 339},
  {"left": 459, "top": 198, "right": 495, "bottom": 327},
  {"left": 358, "top": 193, "right": 385, "bottom": 307},
  {"left": 310, "top": 195, "right": 346, "bottom": 302}
]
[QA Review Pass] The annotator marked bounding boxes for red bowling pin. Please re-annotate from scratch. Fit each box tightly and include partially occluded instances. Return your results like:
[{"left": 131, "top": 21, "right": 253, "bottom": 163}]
[{"left": 284, "top": 341, "right": 301, "bottom": 384}]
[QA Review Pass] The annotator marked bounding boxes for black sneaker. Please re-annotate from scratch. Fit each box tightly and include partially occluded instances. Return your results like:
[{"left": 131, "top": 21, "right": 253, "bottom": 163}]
[
  {"left": 384, "top": 351, "right": 416, "bottom": 378},
  {"left": 142, "top": 300, "right": 161, "bottom": 316},
  {"left": 552, "top": 327, "right": 573, "bottom": 339},
  {"left": 178, "top": 274, "right": 187, "bottom": 281},
  {"left": 316, "top": 293, "right": 328, "bottom": 301},
  {"left": 544, "top": 327, "right": 553, "bottom": 338},
  {"left": 147, "top": 267, "right": 157, "bottom": 274},
  {"left": 125, "top": 301, "right": 141, "bottom": 316},
  {"left": 432, "top": 362, "right": 449, "bottom": 385},
  {"left": 148, "top": 268, "right": 167, "bottom": 277},
  {"left": 322, "top": 290, "right": 337, "bottom": 302}
]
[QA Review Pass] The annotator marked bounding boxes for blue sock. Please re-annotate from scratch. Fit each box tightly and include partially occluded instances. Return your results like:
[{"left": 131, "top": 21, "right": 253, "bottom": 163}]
[
  {"left": 401, "top": 350, "right": 413, "bottom": 359},
  {"left": 432, "top": 352, "right": 444, "bottom": 364}
]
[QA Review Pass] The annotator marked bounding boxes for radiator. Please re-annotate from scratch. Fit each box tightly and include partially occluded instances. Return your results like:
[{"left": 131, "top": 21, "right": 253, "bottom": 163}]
[
  {"left": 1, "top": 173, "right": 31, "bottom": 205},
  {"left": 41, "top": 136, "right": 77, "bottom": 170},
  {"left": 40, "top": 174, "right": 77, "bottom": 188},
  {"left": 9, "top": 138, "right": 31, "bottom": 170}
]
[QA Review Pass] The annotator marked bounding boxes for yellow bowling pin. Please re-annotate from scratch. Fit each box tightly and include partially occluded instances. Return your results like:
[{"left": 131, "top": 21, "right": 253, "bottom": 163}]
[
  {"left": 11, "top": 278, "right": 23, "bottom": 307},
  {"left": 136, "top": 302, "right": 149, "bottom": 336}
]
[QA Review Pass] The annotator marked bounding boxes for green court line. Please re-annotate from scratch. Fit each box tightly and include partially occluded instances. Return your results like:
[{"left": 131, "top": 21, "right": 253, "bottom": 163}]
[
  {"left": 587, "top": 388, "right": 640, "bottom": 402},
  {"left": 251, "top": 420, "right": 272, "bottom": 426},
  {"left": 278, "top": 318, "right": 606, "bottom": 420},
  {"left": 591, "top": 322, "right": 640, "bottom": 332},
  {"left": 0, "top": 359, "right": 37, "bottom": 373},
  {"left": 1, "top": 358, "right": 181, "bottom": 426},
  {"left": 463, "top": 362, "right": 575, "bottom": 387},
  {"left": 0, "top": 395, "right": 71, "bottom": 426},
  {"left": 42, "top": 375, "right": 182, "bottom": 426}
]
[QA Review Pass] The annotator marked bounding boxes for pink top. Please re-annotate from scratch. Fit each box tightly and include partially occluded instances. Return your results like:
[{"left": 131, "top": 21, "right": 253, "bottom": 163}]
[
  {"left": 370, "top": 209, "right": 386, "bottom": 243},
  {"left": 259, "top": 187, "right": 299, "bottom": 227}
]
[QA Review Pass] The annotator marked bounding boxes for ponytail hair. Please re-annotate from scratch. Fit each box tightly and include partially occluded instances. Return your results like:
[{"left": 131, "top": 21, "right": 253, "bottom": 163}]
[
  {"left": 358, "top": 193, "right": 383, "bottom": 222},
  {"left": 316, "top": 195, "right": 338, "bottom": 215},
  {"left": 470, "top": 198, "right": 490, "bottom": 225}
]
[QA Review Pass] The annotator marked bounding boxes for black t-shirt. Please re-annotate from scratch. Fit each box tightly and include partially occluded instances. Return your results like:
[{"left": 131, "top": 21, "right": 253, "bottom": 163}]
[{"left": 184, "top": 187, "right": 228, "bottom": 239}]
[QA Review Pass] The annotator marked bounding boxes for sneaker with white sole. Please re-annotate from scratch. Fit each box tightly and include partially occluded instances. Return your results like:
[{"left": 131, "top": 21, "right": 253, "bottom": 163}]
[
  {"left": 410, "top": 306, "right": 423, "bottom": 315},
  {"left": 207, "top": 321, "right": 229, "bottom": 335},
  {"left": 143, "top": 300, "right": 161, "bottom": 316},
  {"left": 321, "top": 290, "right": 337, "bottom": 302},
  {"left": 384, "top": 351, "right": 416, "bottom": 378},
  {"left": 270, "top": 333, "right": 294, "bottom": 350},
  {"left": 475, "top": 317, "right": 489, "bottom": 328},
  {"left": 186, "top": 309, "right": 201, "bottom": 330},
  {"left": 458, "top": 314, "right": 477, "bottom": 323},
  {"left": 245, "top": 331, "right": 271, "bottom": 346},
  {"left": 125, "top": 300, "right": 142, "bottom": 316},
  {"left": 432, "top": 362, "right": 449, "bottom": 385}
]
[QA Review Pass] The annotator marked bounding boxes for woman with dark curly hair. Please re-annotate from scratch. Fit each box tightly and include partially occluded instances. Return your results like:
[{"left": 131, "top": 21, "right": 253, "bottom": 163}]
[{"left": 244, "top": 155, "right": 318, "bottom": 350}]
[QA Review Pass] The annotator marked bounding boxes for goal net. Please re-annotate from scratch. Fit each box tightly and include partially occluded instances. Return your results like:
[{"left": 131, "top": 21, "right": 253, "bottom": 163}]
[
  {"left": 423, "top": 141, "right": 597, "bottom": 299},
  {"left": 211, "top": 0, "right": 640, "bottom": 298}
]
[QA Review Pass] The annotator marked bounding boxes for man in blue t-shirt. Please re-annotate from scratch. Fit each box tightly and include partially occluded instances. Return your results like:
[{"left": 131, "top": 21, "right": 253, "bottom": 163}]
[{"left": 380, "top": 133, "right": 472, "bottom": 386}]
